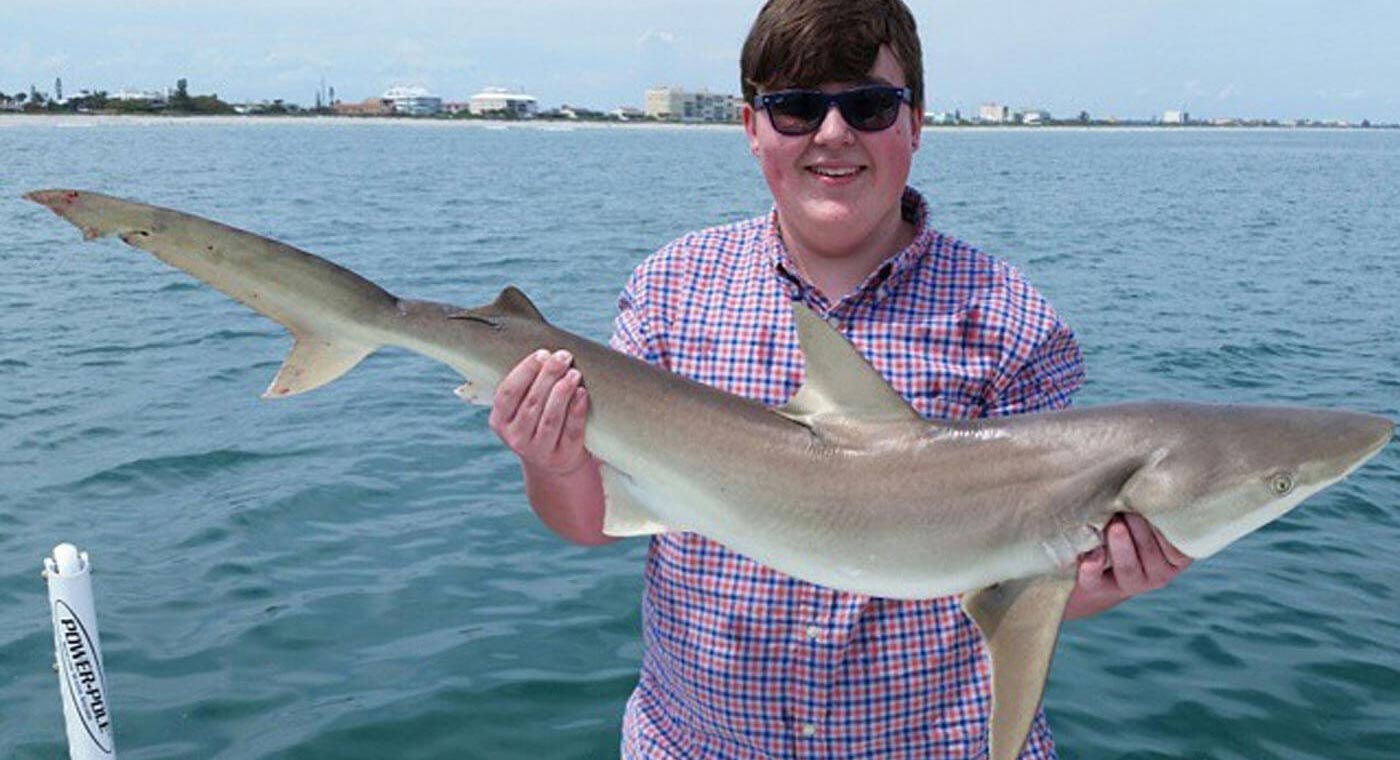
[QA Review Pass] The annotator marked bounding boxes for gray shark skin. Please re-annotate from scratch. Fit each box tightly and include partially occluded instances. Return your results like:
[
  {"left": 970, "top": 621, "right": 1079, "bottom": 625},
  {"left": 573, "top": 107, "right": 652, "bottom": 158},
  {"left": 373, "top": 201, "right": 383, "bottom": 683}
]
[{"left": 24, "top": 189, "right": 1393, "bottom": 760}]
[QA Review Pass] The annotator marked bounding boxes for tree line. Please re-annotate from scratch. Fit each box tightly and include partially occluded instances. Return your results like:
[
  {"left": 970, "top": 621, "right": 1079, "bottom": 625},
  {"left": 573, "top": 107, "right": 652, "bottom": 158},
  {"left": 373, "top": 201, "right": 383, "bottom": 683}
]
[{"left": 1, "top": 78, "right": 235, "bottom": 114}]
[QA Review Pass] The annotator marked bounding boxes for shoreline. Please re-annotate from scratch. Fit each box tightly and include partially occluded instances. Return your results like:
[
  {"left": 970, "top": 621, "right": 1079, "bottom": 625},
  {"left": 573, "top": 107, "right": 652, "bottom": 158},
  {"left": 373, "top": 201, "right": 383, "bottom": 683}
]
[{"left": 1, "top": 112, "right": 1392, "bottom": 132}]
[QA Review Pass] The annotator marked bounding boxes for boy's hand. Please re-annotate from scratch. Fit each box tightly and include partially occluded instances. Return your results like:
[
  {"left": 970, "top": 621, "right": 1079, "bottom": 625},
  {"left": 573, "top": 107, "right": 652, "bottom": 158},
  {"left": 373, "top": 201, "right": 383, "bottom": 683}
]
[
  {"left": 489, "top": 349, "right": 591, "bottom": 475},
  {"left": 1065, "top": 513, "right": 1192, "bottom": 620}
]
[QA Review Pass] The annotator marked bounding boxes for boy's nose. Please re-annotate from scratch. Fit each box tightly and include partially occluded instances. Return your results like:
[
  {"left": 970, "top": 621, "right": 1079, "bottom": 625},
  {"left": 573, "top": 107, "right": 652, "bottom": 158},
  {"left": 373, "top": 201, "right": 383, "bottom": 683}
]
[{"left": 812, "top": 103, "right": 855, "bottom": 143}]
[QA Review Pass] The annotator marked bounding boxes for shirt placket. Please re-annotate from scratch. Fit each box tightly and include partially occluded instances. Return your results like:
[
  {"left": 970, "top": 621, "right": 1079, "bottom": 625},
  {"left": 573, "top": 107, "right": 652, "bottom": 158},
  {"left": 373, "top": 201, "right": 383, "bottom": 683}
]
[{"left": 788, "top": 582, "right": 845, "bottom": 757}]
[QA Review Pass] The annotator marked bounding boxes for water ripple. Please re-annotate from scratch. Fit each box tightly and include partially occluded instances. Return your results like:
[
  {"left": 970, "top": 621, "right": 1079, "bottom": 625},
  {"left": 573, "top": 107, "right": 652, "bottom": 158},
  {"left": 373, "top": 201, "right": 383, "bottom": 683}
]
[{"left": 3, "top": 124, "right": 1397, "bottom": 759}]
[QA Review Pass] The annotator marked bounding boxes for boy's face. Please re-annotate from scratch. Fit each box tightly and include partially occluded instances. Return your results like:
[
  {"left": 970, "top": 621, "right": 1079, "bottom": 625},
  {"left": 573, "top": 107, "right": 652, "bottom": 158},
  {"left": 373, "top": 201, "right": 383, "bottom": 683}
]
[{"left": 743, "top": 45, "right": 922, "bottom": 259}]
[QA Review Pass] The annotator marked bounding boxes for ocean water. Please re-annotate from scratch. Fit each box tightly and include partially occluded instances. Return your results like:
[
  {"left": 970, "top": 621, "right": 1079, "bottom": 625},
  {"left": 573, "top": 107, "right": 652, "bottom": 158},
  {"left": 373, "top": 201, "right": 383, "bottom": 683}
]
[{"left": 1, "top": 118, "right": 1398, "bottom": 759}]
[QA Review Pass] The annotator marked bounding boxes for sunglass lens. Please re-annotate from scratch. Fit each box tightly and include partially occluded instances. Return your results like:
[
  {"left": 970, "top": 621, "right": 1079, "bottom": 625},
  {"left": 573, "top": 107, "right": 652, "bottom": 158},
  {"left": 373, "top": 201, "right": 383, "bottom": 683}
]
[
  {"left": 841, "top": 89, "right": 901, "bottom": 131},
  {"left": 769, "top": 92, "right": 827, "bottom": 135}
]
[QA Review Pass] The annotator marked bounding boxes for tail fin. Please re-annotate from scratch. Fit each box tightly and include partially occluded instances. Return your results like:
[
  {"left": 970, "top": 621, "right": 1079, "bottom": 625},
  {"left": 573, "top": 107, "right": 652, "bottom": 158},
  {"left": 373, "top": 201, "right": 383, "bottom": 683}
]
[{"left": 26, "top": 189, "right": 393, "bottom": 400}]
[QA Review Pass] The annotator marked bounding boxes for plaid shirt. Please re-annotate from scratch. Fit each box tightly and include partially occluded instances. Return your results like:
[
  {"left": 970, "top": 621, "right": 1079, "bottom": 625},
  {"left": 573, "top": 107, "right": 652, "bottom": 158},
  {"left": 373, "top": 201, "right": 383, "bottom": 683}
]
[{"left": 609, "top": 188, "right": 1085, "bottom": 759}]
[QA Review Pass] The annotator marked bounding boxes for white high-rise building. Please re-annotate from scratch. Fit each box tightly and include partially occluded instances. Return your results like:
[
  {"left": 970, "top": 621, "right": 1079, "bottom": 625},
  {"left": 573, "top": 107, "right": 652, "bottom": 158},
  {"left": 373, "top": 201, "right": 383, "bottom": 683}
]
[
  {"left": 979, "top": 103, "right": 1010, "bottom": 123},
  {"left": 469, "top": 88, "right": 538, "bottom": 118},
  {"left": 645, "top": 87, "right": 687, "bottom": 119}
]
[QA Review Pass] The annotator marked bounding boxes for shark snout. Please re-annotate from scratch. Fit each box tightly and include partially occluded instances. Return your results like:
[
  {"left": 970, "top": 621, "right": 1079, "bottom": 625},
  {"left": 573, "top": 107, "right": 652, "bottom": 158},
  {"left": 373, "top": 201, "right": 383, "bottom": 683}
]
[
  {"left": 1359, "top": 413, "right": 1395, "bottom": 458},
  {"left": 1326, "top": 410, "right": 1394, "bottom": 475}
]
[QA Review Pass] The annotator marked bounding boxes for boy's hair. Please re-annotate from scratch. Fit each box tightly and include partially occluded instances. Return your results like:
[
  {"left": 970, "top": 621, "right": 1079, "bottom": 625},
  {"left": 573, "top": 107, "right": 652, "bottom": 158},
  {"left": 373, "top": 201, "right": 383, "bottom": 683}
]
[{"left": 740, "top": 0, "right": 924, "bottom": 108}]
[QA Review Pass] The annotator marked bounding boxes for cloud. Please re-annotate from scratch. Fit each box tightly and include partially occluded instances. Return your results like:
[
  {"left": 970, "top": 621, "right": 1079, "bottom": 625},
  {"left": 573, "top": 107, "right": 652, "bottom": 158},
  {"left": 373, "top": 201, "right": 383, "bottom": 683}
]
[{"left": 637, "top": 29, "right": 676, "bottom": 47}]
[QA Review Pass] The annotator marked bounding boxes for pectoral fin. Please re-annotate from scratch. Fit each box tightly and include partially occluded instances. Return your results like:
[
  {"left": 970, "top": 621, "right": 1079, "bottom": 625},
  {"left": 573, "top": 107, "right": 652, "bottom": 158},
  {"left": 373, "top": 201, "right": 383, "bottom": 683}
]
[
  {"left": 599, "top": 464, "right": 670, "bottom": 537},
  {"left": 961, "top": 574, "right": 1075, "bottom": 760}
]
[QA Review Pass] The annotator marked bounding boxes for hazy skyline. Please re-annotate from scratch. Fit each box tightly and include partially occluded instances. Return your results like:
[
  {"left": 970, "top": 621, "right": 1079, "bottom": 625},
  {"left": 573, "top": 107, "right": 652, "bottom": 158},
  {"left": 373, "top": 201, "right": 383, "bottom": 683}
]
[{"left": 6, "top": 1, "right": 1398, "bottom": 122}]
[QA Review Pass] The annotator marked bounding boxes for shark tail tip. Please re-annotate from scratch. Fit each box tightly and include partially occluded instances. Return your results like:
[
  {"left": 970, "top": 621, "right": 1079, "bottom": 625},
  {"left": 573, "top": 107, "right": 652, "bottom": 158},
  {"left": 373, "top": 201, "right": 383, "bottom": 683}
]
[{"left": 22, "top": 188, "right": 78, "bottom": 207}]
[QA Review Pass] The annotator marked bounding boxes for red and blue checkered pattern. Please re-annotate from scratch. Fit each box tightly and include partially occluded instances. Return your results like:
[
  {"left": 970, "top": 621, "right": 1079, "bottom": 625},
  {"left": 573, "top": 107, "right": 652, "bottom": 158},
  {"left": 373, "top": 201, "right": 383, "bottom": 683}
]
[{"left": 610, "top": 188, "right": 1085, "bottom": 759}]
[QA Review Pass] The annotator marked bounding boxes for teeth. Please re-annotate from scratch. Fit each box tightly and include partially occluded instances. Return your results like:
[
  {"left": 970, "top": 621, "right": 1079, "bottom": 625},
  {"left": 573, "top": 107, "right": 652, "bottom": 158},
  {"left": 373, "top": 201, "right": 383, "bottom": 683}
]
[{"left": 811, "top": 167, "right": 860, "bottom": 177}]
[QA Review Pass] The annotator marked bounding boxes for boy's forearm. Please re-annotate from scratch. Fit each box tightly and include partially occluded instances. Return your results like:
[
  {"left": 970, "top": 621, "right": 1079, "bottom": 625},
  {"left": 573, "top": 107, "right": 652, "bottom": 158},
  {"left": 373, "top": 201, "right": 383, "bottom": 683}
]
[{"left": 522, "top": 454, "right": 616, "bottom": 546}]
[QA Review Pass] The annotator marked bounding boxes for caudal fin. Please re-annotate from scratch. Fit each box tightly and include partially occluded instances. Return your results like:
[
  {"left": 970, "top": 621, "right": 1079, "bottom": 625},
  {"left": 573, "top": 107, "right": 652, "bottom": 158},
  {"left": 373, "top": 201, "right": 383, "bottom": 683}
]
[{"left": 26, "top": 188, "right": 394, "bottom": 400}]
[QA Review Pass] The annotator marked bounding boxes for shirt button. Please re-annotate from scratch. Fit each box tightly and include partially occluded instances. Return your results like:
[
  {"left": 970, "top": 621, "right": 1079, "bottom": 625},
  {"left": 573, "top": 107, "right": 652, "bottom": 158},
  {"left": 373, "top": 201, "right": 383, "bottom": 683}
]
[
  {"left": 805, "top": 625, "right": 820, "bottom": 640},
  {"left": 801, "top": 723, "right": 818, "bottom": 738},
  {"left": 825, "top": 315, "right": 841, "bottom": 330}
]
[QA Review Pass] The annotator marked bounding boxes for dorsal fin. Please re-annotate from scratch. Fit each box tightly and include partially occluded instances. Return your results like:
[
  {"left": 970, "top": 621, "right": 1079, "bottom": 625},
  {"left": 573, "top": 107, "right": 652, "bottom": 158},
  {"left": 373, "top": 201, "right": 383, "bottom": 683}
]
[
  {"left": 777, "top": 301, "right": 922, "bottom": 429},
  {"left": 450, "top": 286, "right": 547, "bottom": 327},
  {"left": 492, "top": 286, "right": 546, "bottom": 321}
]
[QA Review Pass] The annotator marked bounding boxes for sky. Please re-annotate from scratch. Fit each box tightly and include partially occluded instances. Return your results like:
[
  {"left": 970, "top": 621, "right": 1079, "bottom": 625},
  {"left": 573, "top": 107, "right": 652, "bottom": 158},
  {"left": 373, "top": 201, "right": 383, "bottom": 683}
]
[{"left": 5, "top": 0, "right": 1399, "bottom": 122}]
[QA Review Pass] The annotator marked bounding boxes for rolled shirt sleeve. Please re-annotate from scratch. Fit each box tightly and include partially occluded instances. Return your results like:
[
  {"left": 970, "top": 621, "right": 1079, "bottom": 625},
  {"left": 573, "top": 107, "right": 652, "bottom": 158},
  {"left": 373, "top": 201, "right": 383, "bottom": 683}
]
[{"left": 989, "top": 317, "right": 1086, "bottom": 417}]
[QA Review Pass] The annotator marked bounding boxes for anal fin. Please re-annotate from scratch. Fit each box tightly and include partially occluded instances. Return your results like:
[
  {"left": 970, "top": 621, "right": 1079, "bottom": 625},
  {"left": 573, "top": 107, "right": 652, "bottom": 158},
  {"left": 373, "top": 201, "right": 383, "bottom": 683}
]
[
  {"left": 599, "top": 464, "right": 670, "bottom": 537},
  {"left": 961, "top": 574, "right": 1075, "bottom": 760}
]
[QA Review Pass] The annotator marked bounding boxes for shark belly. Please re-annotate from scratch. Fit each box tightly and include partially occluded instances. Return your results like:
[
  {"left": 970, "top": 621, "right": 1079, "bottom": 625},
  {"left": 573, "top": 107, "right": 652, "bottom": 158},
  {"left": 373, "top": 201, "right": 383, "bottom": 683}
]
[{"left": 591, "top": 418, "right": 1105, "bottom": 599}]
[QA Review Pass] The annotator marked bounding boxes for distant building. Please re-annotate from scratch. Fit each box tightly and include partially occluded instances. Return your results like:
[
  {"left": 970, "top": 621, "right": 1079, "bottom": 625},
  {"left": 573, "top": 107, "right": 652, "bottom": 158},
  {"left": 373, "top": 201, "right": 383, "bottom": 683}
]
[
  {"left": 645, "top": 87, "right": 686, "bottom": 119},
  {"left": 469, "top": 88, "right": 538, "bottom": 118},
  {"left": 644, "top": 87, "right": 741, "bottom": 122},
  {"left": 334, "top": 97, "right": 394, "bottom": 116},
  {"left": 383, "top": 86, "right": 442, "bottom": 116},
  {"left": 111, "top": 88, "right": 166, "bottom": 103},
  {"left": 979, "top": 102, "right": 1010, "bottom": 123},
  {"left": 686, "top": 90, "right": 740, "bottom": 122},
  {"left": 1019, "top": 109, "right": 1051, "bottom": 124},
  {"left": 1162, "top": 109, "right": 1189, "bottom": 125},
  {"left": 442, "top": 101, "right": 471, "bottom": 115},
  {"left": 612, "top": 106, "right": 646, "bottom": 121}
]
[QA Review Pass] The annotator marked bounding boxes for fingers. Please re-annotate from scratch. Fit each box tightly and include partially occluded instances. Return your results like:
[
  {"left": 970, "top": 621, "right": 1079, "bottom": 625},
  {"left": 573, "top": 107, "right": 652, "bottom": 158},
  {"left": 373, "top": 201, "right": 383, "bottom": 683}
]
[
  {"left": 1065, "top": 545, "right": 1120, "bottom": 620},
  {"left": 1125, "top": 513, "right": 1171, "bottom": 583},
  {"left": 535, "top": 368, "right": 582, "bottom": 451},
  {"left": 516, "top": 350, "right": 574, "bottom": 431},
  {"left": 1152, "top": 525, "right": 1194, "bottom": 570},
  {"left": 1106, "top": 514, "right": 1188, "bottom": 597},
  {"left": 1105, "top": 516, "right": 1149, "bottom": 593},
  {"left": 1070, "top": 514, "right": 1192, "bottom": 619},
  {"left": 490, "top": 349, "right": 551, "bottom": 436},
  {"left": 1076, "top": 545, "right": 1109, "bottom": 585},
  {"left": 560, "top": 385, "right": 589, "bottom": 450},
  {"left": 486, "top": 349, "right": 589, "bottom": 473}
]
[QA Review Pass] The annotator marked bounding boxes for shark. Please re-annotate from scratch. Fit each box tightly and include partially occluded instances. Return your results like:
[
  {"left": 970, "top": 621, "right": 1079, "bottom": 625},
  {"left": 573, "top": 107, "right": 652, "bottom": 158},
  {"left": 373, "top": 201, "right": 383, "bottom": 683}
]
[{"left": 24, "top": 189, "right": 1393, "bottom": 760}]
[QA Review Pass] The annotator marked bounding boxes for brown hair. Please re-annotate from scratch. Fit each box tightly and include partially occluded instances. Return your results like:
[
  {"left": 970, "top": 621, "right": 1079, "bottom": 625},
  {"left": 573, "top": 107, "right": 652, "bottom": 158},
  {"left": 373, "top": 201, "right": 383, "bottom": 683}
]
[{"left": 740, "top": 0, "right": 924, "bottom": 108}]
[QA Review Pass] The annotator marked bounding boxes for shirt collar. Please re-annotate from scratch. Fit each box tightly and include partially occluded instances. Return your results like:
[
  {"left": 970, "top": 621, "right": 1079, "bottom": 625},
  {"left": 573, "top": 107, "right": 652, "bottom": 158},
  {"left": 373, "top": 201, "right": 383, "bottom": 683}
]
[{"left": 764, "top": 187, "right": 936, "bottom": 311}]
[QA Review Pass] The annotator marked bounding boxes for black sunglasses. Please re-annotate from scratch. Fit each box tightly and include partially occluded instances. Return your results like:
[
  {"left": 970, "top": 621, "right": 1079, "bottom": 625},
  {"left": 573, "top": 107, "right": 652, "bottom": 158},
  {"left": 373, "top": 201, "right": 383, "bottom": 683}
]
[{"left": 754, "top": 85, "right": 914, "bottom": 136}]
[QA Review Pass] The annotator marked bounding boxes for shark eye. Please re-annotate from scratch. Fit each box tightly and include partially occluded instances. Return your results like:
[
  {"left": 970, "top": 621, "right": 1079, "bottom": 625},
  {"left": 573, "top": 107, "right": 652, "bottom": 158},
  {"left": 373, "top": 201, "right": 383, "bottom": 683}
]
[{"left": 1269, "top": 473, "right": 1296, "bottom": 496}]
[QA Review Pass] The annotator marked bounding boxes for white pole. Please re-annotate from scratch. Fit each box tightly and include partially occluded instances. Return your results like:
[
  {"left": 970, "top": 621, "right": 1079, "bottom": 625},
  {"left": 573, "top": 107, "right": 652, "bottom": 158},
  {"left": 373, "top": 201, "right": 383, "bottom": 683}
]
[{"left": 44, "top": 543, "right": 116, "bottom": 760}]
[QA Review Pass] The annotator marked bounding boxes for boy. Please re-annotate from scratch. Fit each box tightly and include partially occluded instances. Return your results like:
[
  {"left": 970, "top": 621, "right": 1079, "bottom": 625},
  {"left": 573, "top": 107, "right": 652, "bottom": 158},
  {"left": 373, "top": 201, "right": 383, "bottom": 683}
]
[{"left": 481, "top": 1, "right": 1190, "bottom": 756}]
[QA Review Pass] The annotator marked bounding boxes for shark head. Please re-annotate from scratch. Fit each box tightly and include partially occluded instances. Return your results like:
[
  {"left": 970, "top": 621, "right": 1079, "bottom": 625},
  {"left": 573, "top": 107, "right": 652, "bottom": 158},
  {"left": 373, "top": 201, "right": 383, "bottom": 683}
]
[{"left": 1121, "top": 405, "right": 1393, "bottom": 559}]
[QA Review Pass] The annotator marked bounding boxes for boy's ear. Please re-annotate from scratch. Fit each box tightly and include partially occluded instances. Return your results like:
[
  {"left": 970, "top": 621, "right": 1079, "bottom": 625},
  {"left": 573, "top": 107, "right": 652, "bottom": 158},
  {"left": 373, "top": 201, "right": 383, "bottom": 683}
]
[
  {"left": 742, "top": 103, "right": 761, "bottom": 155},
  {"left": 911, "top": 105, "right": 924, "bottom": 151}
]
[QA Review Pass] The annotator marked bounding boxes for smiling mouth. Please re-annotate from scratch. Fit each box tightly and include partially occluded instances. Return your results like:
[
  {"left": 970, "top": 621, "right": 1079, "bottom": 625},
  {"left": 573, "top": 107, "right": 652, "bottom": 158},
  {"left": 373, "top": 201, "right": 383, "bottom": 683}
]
[{"left": 807, "top": 166, "right": 864, "bottom": 179}]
